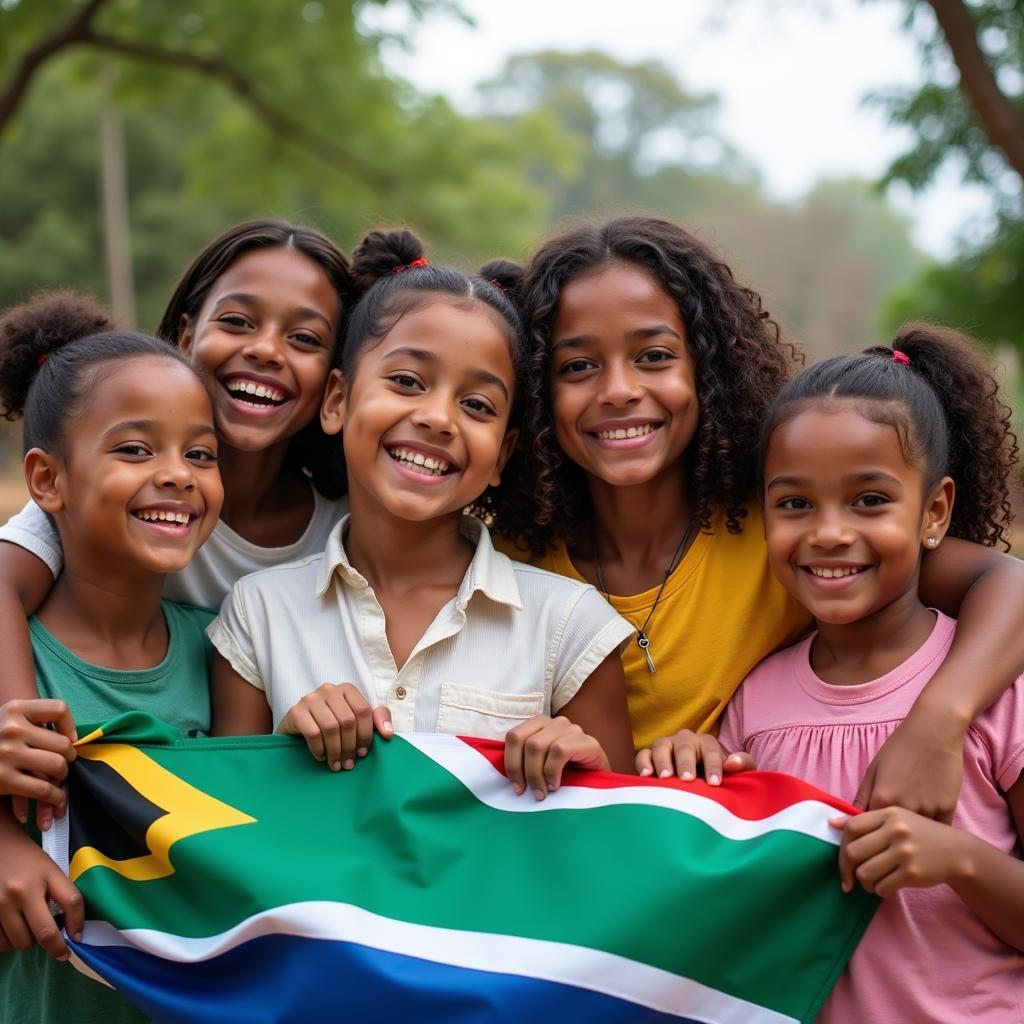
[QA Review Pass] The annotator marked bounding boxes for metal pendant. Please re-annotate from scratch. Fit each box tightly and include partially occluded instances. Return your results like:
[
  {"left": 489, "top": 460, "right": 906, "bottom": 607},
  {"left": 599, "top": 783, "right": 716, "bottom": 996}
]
[{"left": 637, "top": 633, "right": 656, "bottom": 674}]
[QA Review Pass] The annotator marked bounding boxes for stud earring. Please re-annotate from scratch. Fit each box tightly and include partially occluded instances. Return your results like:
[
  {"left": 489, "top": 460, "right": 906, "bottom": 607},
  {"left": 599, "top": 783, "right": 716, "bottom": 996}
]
[{"left": 927, "top": 537, "right": 938, "bottom": 547}]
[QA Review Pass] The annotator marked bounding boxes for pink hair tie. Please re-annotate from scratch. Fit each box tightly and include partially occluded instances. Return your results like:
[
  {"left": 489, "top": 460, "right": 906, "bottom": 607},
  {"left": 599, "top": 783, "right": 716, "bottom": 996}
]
[{"left": 891, "top": 350, "right": 911, "bottom": 366}]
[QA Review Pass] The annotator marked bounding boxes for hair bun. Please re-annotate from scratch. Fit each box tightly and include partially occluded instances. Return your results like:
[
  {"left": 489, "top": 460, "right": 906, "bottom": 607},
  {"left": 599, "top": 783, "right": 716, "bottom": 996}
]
[
  {"left": 0, "top": 290, "right": 115, "bottom": 420},
  {"left": 478, "top": 258, "right": 524, "bottom": 299},
  {"left": 351, "top": 228, "right": 426, "bottom": 293}
]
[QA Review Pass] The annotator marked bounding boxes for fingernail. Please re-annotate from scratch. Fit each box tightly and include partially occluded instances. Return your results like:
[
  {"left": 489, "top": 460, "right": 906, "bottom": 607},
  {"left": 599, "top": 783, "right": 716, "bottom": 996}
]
[
  {"left": 58, "top": 953, "right": 69, "bottom": 962},
  {"left": 343, "top": 759, "right": 354, "bottom": 771},
  {"left": 533, "top": 789, "right": 547, "bottom": 801},
  {"left": 513, "top": 783, "right": 524, "bottom": 795},
  {"left": 841, "top": 881, "right": 850, "bottom": 893},
  {"left": 659, "top": 769, "right": 672, "bottom": 779},
  {"left": 709, "top": 774, "right": 720, "bottom": 785},
  {"left": 381, "top": 721, "right": 394, "bottom": 734},
  {"left": 331, "top": 761, "right": 341, "bottom": 772},
  {"left": 357, "top": 747, "right": 368, "bottom": 758},
  {"left": 639, "top": 767, "right": 652, "bottom": 776},
  {"left": 680, "top": 771, "right": 694, "bottom": 781}
]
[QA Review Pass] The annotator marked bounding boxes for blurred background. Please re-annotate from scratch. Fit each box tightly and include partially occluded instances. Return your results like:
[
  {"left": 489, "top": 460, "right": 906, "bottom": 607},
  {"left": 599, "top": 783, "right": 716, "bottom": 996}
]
[{"left": 1, "top": 0, "right": 1022, "bottom": 527}]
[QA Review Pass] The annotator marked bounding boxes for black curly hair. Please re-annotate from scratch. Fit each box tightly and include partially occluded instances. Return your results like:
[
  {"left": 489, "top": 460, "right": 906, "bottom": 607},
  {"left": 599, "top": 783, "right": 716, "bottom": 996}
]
[
  {"left": 760, "top": 323, "right": 1019, "bottom": 550},
  {"left": 493, "top": 215, "right": 801, "bottom": 555},
  {"left": 158, "top": 219, "right": 354, "bottom": 500}
]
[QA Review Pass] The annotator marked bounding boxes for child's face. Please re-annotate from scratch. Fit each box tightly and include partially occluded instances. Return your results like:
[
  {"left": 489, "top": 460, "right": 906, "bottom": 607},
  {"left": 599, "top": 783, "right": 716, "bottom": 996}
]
[
  {"left": 45, "top": 357, "right": 223, "bottom": 577},
  {"left": 180, "top": 246, "right": 341, "bottom": 454},
  {"left": 322, "top": 300, "right": 518, "bottom": 523},
  {"left": 763, "top": 403, "right": 951, "bottom": 626},
  {"left": 548, "top": 262, "right": 698, "bottom": 490}
]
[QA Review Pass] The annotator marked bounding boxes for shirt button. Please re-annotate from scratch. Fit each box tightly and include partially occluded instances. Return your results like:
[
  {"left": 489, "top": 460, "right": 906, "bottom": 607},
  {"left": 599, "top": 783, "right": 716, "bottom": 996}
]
[{"left": 395, "top": 686, "right": 407, "bottom": 700}]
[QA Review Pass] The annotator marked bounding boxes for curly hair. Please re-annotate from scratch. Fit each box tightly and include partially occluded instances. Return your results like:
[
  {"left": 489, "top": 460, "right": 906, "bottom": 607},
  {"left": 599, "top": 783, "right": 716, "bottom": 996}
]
[
  {"left": 761, "top": 323, "right": 1019, "bottom": 550},
  {"left": 493, "top": 216, "right": 801, "bottom": 555}
]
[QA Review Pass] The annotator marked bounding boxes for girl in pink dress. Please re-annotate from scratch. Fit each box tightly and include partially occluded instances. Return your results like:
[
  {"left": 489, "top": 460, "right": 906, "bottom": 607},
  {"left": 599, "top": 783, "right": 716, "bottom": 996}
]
[{"left": 640, "top": 325, "right": 1024, "bottom": 1022}]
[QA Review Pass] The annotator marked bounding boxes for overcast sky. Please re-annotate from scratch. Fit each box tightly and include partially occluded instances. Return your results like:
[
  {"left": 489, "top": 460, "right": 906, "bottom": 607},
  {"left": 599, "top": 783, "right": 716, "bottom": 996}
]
[{"left": 377, "top": 0, "right": 996, "bottom": 257}]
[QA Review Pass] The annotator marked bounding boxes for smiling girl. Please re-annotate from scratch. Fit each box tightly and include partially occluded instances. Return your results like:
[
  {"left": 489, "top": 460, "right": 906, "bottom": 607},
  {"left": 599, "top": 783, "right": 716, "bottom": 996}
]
[
  {"left": 0, "top": 292, "right": 224, "bottom": 1023},
  {"left": 210, "top": 229, "right": 636, "bottom": 796},
  {"left": 0, "top": 221, "right": 353, "bottom": 823},
  {"left": 670, "top": 326, "right": 1024, "bottom": 1022}
]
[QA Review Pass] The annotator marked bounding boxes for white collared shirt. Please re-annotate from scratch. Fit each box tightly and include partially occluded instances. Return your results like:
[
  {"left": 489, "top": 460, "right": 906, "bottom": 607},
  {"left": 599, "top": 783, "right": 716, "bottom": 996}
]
[{"left": 209, "top": 515, "right": 634, "bottom": 735}]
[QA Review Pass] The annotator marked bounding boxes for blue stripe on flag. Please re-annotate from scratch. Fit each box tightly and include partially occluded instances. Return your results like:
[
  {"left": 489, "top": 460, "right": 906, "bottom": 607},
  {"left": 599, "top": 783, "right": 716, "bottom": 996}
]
[{"left": 70, "top": 932, "right": 706, "bottom": 1024}]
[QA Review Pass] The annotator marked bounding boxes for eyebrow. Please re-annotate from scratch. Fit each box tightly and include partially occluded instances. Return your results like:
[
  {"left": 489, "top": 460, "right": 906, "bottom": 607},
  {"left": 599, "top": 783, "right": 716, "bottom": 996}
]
[
  {"left": 102, "top": 420, "right": 217, "bottom": 441},
  {"left": 213, "top": 293, "right": 334, "bottom": 331},
  {"left": 551, "top": 324, "right": 682, "bottom": 353},
  {"left": 383, "top": 346, "right": 510, "bottom": 400},
  {"left": 766, "top": 470, "right": 903, "bottom": 490}
]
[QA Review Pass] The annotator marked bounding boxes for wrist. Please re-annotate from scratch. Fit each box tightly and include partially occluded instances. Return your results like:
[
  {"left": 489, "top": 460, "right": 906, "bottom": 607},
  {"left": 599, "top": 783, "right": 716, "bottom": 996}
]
[
  {"left": 907, "top": 693, "right": 971, "bottom": 736},
  {"left": 946, "top": 828, "right": 984, "bottom": 892}
]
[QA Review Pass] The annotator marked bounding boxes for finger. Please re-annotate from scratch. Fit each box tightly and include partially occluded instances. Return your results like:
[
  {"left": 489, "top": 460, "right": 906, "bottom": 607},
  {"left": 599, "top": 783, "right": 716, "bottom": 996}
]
[
  {"left": 0, "top": 901, "right": 33, "bottom": 951},
  {"left": 838, "top": 817, "right": 891, "bottom": 892},
  {"left": 22, "top": 894, "right": 68, "bottom": 961},
  {"left": 24, "top": 699, "right": 78, "bottom": 745},
  {"left": 635, "top": 749, "right": 654, "bottom": 777},
  {"left": 35, "top": 799, "right": 54, "bottom": 834},
  {"left": 372, "top": 706, "right": 394, "bottom": 740},
  {"left": 48, "top": 872, "right": 84, "bottom": 944},
  {"left": 650, "top": 738, "right": 676, "bottom": 779},
  {"left": 504, "top": 718, "right": 545, "bottom": 796},
  {"left": 724, "top": 752, "right": 756, "bottom": 773},
  {"left": 853, "top": 847, "right": 902, "bottom": 895},
  {"left": 699, "top": 739, "right": 724, "bottom": 786},
  {"left": 672, "top": 736, "right": 698, "bottom": 781},
  {"left": 0, "top": 723, "right": 76, "bottom": 759},
  {"left": 286, "top": 706, "right": 326, "bottom": 763},
  {"left": 6, "top": 745, "right": 72, "bottom": 782},
  {"left": 350, "top": 692, "right": 374, "bottom": 757},
  {"left": 307, "top": 699, "right": 349, "bottom": 772},
  {"left": 2, "top": 769, "right": 66, "bottom": 809},
  {"left": 10, "top": 795, "right": 28, "bottom": 825},
  {"left": 320, "top": 690, "right": 358, "bottom": 769},
  {"left": 524, "top": 723, "right": 559, "bottom": 800}
]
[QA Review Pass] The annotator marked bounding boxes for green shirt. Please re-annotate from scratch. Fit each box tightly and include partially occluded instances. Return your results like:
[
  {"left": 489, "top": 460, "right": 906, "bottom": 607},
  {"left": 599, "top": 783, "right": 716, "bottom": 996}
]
[{"left": 0, "top": 601, "right": 214, "bottom": 1024}]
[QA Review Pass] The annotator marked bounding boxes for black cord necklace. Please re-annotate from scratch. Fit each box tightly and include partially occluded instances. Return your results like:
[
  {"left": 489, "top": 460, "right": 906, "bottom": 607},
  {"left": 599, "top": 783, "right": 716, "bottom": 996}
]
[{"left": 593, "top": 515, "right": 699, "bottom": 674}]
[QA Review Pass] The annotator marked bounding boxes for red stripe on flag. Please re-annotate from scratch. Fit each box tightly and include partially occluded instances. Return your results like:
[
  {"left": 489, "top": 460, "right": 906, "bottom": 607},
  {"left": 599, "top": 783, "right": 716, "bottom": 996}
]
[{"left": 457, "top": 736, "right": 860, "bottom": 821}]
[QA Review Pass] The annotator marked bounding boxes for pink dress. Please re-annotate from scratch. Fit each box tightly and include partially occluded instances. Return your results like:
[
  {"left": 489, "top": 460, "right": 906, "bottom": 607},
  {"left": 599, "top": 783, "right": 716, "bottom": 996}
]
[{"left": 718, "top": 612, "right": 1024, "bottom": 1023}]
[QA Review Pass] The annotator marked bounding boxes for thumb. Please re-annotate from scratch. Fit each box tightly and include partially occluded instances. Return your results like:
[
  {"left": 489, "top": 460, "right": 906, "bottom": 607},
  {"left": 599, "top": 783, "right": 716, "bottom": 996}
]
[
  {"left": 372, "top": 706, "right": 393, "bottom": 740},
  {"left": 723, "top": 752, "right": 756, "bottom": 773},
  {"left": 852, "top": 763, "right": 875, "bottom": 810}
]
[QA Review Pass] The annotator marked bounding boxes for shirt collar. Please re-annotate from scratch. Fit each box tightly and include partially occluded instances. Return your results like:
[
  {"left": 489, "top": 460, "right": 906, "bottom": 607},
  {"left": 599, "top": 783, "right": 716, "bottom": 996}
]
[{"left": 315, "top": 514, "right": 523, "bottom": 612}]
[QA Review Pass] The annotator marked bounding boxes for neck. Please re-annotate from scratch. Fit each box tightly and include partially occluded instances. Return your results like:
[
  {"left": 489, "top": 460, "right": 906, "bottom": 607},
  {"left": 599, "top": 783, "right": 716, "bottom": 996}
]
[
  {"left": 586, "top": 463, "right": 692, "bottom": 565},
  {"left": 215, "top": 439, "right": 297, "bottom": 523},
  {"left": 811, "top": 582, "right": 936, "bottom": 685},
  {"left": 37, "top": 563, "right": 166, "bottom": 654},
  {"left": 344, "top": 490, "right": 473, "bottom": 595}
]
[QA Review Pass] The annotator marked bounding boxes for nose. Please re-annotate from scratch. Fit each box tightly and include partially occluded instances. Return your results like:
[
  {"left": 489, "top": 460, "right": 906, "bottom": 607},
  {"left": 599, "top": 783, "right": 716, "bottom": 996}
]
[
  {"left": 241, "top": 327, "right": 284, "bottom": 368},
  {"left": 809, "top": 507, "right": 855, "bottom": 549},
  {"left": 597, "top": 360, "right": 643, "bottom": 407},
  {"left": 412, "top": 390, "right": 458, "bottom": 436},
  {"left": 154, "top": 454, "right": 196, "bottom": 492}
]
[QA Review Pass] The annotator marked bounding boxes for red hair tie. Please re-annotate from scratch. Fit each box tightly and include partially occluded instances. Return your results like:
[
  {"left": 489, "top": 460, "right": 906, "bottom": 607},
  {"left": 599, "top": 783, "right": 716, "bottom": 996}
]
[
  {"left": 37, "top": 354, "right": 48, "bottom": 367},
  {"left": 891, "top": 350, "right": 910, "bottom": 366},
  {"left": 390, "top": 257, "right": 429, "bottom": 276}
]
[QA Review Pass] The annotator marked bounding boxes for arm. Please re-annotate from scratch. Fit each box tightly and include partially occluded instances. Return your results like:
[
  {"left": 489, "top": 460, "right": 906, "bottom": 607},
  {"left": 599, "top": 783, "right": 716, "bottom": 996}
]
[
  {"left": 558, "top": 649, "right": 634, "bottom": 773},
  {"left": 210, "top": 652, "right": 273, "bottom": 737},
  {"left": 857, "top": 539, "right": 1024, "bottom": 820},
  {"left": 832, "top": 775, "right": 1024, "bottom": 951},
  {"left": 0, "top": 542, "right": 55, "bottom": 703}
]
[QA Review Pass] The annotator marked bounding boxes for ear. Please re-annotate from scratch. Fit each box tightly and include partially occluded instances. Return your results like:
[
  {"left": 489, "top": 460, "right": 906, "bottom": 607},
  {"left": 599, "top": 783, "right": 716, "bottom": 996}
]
[
  {"left": 921, "top": 476, "right": 955, "bottom": 552},
  {"left": 320, "top": 369, "right": 347, "bottom": 437},
  {"left": 489, "top": 427, "right": 520, "bottom": 488},
  {"left": 177, "top": 314, "right": 194, "bottom": 355},
  {"left": 24, "top": 448, "right": 66, "bottom": 515}
]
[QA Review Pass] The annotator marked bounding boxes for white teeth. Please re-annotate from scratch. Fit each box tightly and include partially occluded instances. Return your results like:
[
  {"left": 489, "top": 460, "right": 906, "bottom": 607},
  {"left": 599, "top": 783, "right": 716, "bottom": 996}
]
[
  {"left": 224, "top": 378, "right": 286, "bottom": 404},
  {"left": 388, "top": 447, "right": 452, "bottom": 476},
  {"left": 135, "top": 510, "right": 192, "bottom": 526},
  {"left": 809, "top": 566, "right": 864, "bottom": 579},
  {"left": 596, "top": 423, "right": 655, "bottom": 440}
]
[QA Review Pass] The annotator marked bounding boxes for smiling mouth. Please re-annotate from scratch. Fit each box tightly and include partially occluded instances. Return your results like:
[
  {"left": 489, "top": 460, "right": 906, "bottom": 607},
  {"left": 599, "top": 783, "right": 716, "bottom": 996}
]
[
  {"left": 386, "top": 446, "right": 456, "bottom": 477},
  {"left": 131, "top": 509, "right": 198, "bottom": 528},
  {"left": 590, "top": 423, "right": 659, "bottom": 441},
  {"left": 803, "top": 566, "right": 868, "bottom": 579},
  {"left": 222, "top": 377, "right": 288, "bottom": 408}
]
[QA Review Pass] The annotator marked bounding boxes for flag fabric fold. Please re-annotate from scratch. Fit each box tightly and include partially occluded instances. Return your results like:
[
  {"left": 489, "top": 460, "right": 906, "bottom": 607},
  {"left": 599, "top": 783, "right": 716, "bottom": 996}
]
[{"left": 43, "top": 712, "right": 877, "bottom": 1024}]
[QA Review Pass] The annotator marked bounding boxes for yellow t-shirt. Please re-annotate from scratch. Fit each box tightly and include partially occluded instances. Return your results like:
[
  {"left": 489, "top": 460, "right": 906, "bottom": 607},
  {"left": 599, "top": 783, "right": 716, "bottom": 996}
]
[{"left": 499, "top": 505, "right": 811, "bottom": 749}]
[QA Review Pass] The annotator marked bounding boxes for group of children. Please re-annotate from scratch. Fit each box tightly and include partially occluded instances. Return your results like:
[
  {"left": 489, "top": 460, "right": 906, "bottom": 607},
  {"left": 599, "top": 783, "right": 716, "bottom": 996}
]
[{"left": 0, "top": 213, "right": 1020, "bottom": 1022}]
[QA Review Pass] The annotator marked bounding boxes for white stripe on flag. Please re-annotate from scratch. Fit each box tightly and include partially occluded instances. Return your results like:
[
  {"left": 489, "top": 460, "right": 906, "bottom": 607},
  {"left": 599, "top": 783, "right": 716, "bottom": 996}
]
[
  {"left": 79, "top": 902, "right": 799, "bottom": 1024},
  {"left": 402, "top": 734, "right": 842, "bottom": 846}
]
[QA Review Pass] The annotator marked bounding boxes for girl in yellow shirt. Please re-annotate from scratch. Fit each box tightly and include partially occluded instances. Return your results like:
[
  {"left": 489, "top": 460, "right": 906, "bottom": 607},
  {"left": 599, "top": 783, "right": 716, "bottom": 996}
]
[{"left": 491, "top": 216, "right": 1024, "bottom": 822}]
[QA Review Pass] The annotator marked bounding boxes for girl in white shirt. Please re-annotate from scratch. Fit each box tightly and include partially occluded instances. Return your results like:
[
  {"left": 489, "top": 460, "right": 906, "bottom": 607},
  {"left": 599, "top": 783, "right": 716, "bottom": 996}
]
[{"left": 210, "top": 229, "right": 637, "bottom": 798}]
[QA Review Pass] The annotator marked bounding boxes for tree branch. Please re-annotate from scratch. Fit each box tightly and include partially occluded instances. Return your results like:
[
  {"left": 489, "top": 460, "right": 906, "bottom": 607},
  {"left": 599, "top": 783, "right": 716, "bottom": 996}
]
[
  {"left": 926, "top": 0, "right": 1024, "bottom": 181},
  {"left": 80, "top": 30, "right": 395, "bottom": 190},
  {"left": 0, "top": 0, "right": 109, "bottom": 132}
]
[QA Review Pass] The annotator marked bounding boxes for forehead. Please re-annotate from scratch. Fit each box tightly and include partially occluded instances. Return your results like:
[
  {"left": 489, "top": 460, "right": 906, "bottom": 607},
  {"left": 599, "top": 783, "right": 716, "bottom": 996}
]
[
  {"left": 75, "top": 356, "right": 212, "bottom": 428},
  {"left": 766, "top": 403, "right": 918, "bottom": 481},
  {"left": 202, "top": 247, "right": 340, "bottom": 321},
  {"left": 553, "top": 262, "right": 684, "bottom": 337},
  {"left": 371, "top": 300, "right": 515, "bottom": 379}
]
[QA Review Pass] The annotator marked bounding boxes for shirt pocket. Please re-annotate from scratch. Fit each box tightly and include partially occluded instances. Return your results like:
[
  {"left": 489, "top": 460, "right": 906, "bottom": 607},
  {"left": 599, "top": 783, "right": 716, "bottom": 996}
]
[{"left": 435, "top": 683, "right": 546, "bottom": 739}]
